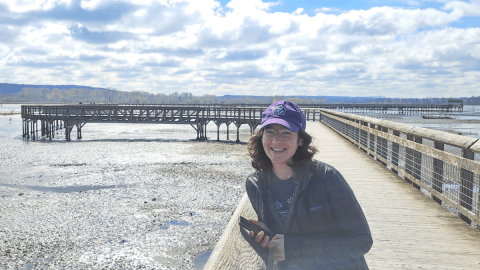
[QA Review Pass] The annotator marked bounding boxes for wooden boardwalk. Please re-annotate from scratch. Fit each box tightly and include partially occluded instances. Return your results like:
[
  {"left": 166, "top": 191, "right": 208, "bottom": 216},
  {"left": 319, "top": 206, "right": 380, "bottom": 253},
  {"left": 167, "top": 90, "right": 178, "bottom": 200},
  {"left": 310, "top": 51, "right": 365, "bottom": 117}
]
[{"left": 308, "top": 121, "right": 480, "bottom": 269}]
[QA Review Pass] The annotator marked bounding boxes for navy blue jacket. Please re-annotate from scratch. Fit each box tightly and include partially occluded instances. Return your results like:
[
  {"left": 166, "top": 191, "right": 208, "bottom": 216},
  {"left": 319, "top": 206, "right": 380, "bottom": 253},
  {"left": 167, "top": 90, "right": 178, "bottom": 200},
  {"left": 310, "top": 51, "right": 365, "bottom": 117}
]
[{"left": 246, "top": 160, "right": 373, "bottom": 270}]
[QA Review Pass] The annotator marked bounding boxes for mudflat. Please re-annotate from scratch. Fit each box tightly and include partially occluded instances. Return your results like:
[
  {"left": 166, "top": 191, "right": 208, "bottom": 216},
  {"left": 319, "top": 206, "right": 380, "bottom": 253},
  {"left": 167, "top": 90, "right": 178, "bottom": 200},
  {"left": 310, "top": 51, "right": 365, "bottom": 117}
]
[{"left": 0, "top": 118, "right": 253, "bottom": 269}]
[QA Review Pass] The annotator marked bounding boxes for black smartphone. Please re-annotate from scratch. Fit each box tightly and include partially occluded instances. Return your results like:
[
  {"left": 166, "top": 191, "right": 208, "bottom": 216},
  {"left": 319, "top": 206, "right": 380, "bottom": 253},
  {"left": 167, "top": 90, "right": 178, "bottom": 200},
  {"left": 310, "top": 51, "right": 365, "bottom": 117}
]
[{"left": 238, "top": 216, "right": 272, "bottom": 240}]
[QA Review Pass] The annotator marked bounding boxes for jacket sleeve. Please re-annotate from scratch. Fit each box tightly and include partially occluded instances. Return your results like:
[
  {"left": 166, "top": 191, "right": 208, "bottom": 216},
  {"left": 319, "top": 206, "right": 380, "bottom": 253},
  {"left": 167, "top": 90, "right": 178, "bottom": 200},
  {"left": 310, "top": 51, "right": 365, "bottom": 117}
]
[
  {"left": 245, "top": 175, "right": 264, "bottom": 223},
  {"left": 284, "top": 167, "right": 373, "bottom": 263}
]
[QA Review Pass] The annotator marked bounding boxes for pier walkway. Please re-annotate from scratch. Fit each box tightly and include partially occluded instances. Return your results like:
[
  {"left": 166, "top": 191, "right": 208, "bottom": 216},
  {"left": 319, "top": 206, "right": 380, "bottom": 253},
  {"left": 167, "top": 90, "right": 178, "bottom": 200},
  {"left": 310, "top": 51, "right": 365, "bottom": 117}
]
[
  {"left": 204, "top": 110, "right": 480, "bottom": 270},
  {"left": 311, "top": 121, "right": 480, "bottom": 269}
]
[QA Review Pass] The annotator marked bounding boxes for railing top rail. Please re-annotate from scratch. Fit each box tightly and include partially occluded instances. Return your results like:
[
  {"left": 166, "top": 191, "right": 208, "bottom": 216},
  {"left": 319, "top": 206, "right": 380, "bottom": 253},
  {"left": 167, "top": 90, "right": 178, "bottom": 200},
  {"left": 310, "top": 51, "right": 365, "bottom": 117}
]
[{"left": 320, "top": 109, "right": 480, "bottom": 154}]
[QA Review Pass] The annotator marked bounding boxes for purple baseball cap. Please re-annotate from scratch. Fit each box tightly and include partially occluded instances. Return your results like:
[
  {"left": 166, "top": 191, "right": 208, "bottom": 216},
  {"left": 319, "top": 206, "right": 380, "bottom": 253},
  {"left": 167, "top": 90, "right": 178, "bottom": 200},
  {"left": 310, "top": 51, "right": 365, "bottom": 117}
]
[{"left": 260, "top": 100, "right": 306, "bottom": 132}]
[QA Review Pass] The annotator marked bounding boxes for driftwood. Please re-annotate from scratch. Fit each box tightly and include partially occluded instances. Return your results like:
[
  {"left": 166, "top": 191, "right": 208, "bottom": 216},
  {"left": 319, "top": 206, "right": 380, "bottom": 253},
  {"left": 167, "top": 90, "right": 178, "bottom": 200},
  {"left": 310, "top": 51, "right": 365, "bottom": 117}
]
[{"left": 204, "top": 193, "right": 268, "bottom": 270}]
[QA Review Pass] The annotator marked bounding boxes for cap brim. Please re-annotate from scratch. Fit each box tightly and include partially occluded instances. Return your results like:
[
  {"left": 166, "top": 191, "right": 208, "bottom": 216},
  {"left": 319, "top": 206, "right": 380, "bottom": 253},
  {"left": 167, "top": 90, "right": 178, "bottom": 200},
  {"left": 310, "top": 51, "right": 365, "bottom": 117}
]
[{"left": 259, "top": 118, "right": 300, "bottom": 132}]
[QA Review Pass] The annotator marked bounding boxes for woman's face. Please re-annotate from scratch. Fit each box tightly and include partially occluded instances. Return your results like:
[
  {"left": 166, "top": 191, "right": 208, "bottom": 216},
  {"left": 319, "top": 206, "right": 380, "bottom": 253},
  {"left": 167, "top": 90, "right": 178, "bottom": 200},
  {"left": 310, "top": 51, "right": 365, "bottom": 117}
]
[{"left": 262, "top": 124, "right": 303, "bottom": 166}]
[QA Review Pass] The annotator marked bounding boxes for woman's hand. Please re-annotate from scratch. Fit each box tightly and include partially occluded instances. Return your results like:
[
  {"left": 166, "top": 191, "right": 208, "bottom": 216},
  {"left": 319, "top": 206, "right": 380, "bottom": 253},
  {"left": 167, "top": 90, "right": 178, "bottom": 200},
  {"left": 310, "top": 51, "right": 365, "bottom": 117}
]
[
  {"left": 248, "top": 220, "right": 285, "bottom": 262},
  {"left": 248, "top": 219, "right": 270, "bottom": 247},
  {"left": 267, "top": 234, "right": 285, "bottom": 261}
]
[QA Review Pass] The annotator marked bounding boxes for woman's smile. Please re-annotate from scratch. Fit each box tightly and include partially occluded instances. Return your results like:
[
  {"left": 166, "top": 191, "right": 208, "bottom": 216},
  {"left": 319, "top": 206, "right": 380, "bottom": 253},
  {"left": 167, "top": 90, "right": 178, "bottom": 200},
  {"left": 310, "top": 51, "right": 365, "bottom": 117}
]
[{"left": 263, "top": 124, "right": 302, "bottom": 167}]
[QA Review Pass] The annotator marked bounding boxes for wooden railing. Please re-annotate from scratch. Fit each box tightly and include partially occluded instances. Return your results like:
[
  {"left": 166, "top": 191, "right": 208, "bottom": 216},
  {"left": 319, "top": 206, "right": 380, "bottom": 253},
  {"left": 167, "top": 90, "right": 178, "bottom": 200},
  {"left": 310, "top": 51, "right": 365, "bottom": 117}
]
[
  {"left": 320, "top": 109, "right": 480, "bottom": 226},
  {"left": 203, "top": 194, "right": 267, "bottom": 270}
]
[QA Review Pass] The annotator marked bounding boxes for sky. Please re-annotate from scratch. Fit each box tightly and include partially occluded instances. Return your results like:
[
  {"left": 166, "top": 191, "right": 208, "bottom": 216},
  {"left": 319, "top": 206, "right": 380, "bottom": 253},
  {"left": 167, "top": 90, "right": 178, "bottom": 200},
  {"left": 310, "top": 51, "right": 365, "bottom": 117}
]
[{"left": 0, "top": 0, "right": 479, "bottom": 98}]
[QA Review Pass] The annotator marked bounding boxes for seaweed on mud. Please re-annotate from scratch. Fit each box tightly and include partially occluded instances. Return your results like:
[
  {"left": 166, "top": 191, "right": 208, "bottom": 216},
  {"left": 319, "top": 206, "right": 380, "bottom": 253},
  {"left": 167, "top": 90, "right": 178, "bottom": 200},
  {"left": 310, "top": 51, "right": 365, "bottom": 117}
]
[
  {"left": 152, "top": 162, "right": 246, "bottom": 183},
  {"left": 52, "top": 163, "right": 87, "bottom": 167}
]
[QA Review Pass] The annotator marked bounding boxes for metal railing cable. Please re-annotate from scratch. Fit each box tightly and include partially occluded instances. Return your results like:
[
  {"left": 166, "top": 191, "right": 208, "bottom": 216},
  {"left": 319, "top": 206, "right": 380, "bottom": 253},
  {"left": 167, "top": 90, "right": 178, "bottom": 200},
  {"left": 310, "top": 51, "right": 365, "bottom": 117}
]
[{"left": 320, "top": 109, "right": 480, "bottom": 227}]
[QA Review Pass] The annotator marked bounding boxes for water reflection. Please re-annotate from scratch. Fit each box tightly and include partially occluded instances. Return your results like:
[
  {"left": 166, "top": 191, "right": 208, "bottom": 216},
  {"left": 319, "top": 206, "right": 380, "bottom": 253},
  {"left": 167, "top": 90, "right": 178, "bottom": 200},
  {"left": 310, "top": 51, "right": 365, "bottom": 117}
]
[{"left": 0, "top": 183, "right": 118, "bottom": 193}]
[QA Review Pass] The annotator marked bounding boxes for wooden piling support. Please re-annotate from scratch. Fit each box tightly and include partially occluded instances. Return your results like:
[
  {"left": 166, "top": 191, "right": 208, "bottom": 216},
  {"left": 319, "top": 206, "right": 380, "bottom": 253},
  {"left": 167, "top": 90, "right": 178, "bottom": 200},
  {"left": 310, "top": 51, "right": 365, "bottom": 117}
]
[
  {"left": 204, "top": 121, "right": 207, "bottom": 139},
  {"left": 77, "top": 123, "right": 82, "bottom": 139},
  {"left": 236, "top": 125, "right": 240, "bottom": 143},
  {"left": 31, "top": 120, "right": 36, "bottom": 141},
  {"left": 41, "top": 120, "right": 45, "bottom": 137},
  {"left": 226, "top": 122, "right": 230, "bottom": 140}
]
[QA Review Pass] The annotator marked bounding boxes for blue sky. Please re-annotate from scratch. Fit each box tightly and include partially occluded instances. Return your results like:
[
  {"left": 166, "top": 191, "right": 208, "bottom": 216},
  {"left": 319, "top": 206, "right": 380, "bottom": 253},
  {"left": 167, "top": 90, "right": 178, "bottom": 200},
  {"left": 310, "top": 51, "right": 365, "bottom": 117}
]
[{"left": 0, "top": 0, "right": 480, "bottom": 98}]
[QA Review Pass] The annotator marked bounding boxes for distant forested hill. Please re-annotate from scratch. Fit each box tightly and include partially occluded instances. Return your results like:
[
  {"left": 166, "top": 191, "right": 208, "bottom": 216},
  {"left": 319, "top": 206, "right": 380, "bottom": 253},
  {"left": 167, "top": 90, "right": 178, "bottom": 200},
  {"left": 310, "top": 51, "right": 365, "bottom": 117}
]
[
  {"left": 1, "top": 83, "right": 477, "bottom": 104},
  {"left": 0, "top": 83, "right": 107, "bottom": 95}
]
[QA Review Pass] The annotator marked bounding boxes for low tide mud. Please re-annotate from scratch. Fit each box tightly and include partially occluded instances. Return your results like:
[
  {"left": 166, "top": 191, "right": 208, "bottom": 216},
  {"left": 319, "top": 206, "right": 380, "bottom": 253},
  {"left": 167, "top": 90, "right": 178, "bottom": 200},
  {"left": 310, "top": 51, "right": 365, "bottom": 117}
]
[{"left": 0, "top": 118, "right": 254, "bottom": 269}]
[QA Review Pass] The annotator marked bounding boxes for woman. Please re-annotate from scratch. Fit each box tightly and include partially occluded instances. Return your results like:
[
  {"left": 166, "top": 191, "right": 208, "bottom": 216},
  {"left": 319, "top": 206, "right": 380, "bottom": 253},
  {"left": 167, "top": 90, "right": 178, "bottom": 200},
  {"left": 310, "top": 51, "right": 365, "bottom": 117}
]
[{"left": 246, "top": 100, "right": 373, "bottom": 270}]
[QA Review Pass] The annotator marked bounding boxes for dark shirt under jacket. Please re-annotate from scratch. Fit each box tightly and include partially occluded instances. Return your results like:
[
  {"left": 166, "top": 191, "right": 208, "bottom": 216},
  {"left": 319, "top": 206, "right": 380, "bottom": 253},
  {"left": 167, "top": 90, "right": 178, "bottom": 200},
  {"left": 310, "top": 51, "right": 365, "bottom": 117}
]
[{"left": 269, "top": 174, "right": 296, "bottom": 224}]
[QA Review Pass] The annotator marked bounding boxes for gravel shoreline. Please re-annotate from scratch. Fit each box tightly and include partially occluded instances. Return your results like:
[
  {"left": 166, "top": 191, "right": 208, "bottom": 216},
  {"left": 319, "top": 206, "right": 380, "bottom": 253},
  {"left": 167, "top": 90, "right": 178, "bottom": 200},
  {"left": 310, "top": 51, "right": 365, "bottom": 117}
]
[{"left": 0, "top": 119, "right": 254, "bottom": 269}]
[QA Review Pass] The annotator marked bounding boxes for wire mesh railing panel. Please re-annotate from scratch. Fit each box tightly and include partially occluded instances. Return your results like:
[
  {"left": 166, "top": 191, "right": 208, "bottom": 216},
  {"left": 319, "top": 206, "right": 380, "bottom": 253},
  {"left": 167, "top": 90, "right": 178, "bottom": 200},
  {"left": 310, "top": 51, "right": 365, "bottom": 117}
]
[
  {"left": 369, "top": 133, "right": 376, "bottom": 153},
  {"left": 320, "top": 112, "right": 480, "bottom": 224},
  {"left": 360, "top": 129, "right": 368, "bottom": 148},
  {"left": 420, "top": 155, "right": 434, "bottom": 189},
  {"left": 353, "top": 126, "right": 360, "bottom": 143},
  {"left": 392, "top": 141, "right": 400, "bottom": 167}
]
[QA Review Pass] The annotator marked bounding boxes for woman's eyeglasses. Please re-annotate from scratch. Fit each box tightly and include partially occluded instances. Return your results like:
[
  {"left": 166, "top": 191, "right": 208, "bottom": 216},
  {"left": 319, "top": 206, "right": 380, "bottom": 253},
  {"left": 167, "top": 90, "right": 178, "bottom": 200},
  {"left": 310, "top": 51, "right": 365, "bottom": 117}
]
[{"left": 263, "top": 129, "right": 294, "bottom": 141}]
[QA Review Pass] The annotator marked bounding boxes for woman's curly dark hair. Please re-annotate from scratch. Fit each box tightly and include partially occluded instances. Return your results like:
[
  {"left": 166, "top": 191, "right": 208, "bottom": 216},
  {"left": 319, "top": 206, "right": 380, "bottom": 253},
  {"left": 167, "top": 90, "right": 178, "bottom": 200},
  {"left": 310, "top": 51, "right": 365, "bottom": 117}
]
[{"left": 247, "top": 127, "right": 318, "bottom": 171}]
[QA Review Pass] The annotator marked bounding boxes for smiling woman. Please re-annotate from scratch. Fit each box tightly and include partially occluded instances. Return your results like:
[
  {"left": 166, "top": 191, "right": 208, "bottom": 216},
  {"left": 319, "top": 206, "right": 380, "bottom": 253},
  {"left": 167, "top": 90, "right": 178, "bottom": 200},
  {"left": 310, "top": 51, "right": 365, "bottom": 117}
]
[{"left": 245, "top": 100, "right": 373, "bottom": 269}]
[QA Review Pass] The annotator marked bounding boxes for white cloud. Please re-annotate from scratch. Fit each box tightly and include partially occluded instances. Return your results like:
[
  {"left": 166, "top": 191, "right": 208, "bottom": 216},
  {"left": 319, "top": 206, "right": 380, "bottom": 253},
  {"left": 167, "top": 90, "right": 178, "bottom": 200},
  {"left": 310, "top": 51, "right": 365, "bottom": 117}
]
[
  {"left": 0, "top": 0, "right": 479, "bottom": 97},
  {"left": 0, "top": 0, "right": 71, "bottom": 12},
  {"left": 293, "top": 8, "right": 303, "bottom": 15},
  {"left": 315, "top": 7, "right": 340, "bottom": 13}
]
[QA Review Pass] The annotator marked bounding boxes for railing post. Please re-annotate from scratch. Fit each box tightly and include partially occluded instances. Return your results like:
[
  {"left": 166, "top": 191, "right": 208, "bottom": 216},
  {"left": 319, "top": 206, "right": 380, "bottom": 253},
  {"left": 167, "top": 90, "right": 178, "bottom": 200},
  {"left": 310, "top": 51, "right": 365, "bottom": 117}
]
[
  {"left": 460, "top": 149, "right": 475, "bottom": 224},
  {"left": 391, "top": 130, "right": 400, "bottom": 174},
  {"left": 360, "top": 121, "right": 368, "bottom": 148},
  {"left": 376, "top": 125, "right": 387, "bottom": 166},
  {"left": 405, "top": 134, "right": 414, "bottom": 185},
  {"left": 432, "top": 142, "right": 444, "bottom": 205},
  {"left": 413, "top": 136, "right": 422, "bottom": 187},
  {"left": 369, "top": 124, "right": 376, "bottom": 155}
]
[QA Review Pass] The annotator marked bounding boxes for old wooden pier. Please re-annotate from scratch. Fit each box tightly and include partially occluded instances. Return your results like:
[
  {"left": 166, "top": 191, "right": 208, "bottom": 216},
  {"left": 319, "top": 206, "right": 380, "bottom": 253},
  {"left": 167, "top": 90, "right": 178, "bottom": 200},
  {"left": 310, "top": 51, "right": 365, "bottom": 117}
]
[
  {"left": 21, "top": 102, "right": 463, "bottom": 142},
  {"left": 20, "top": 104, "right": 270, "bottom": 142}
]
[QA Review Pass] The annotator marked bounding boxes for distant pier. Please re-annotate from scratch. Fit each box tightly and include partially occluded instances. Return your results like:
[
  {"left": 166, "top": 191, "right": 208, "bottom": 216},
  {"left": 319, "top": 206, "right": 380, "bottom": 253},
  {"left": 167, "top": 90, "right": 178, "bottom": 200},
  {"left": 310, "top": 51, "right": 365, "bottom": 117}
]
[
  {"left": 21, "top": 101, "right": 463, "bottom": 142},
  {"left": 152, "top": 99, "right": 463, "bottom": 114}
]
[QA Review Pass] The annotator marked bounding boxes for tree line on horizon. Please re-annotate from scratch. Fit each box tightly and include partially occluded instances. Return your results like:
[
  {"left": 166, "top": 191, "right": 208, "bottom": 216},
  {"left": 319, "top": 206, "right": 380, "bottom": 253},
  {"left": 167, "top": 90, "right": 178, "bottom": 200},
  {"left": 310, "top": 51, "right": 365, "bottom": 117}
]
[
  {"left": 0, "top": 87, "right": 326, "bottom": 104},
  {"left": 0, "top": 87, "right": 479, "bottom": 105}
]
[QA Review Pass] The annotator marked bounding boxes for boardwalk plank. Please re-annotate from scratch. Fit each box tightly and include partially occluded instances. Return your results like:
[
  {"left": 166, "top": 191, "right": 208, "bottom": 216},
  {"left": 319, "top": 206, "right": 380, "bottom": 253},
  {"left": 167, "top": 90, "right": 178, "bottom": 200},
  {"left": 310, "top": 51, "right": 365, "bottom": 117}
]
[{"left": 307, "top": 122, "right": 480, "bottom": 270}]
